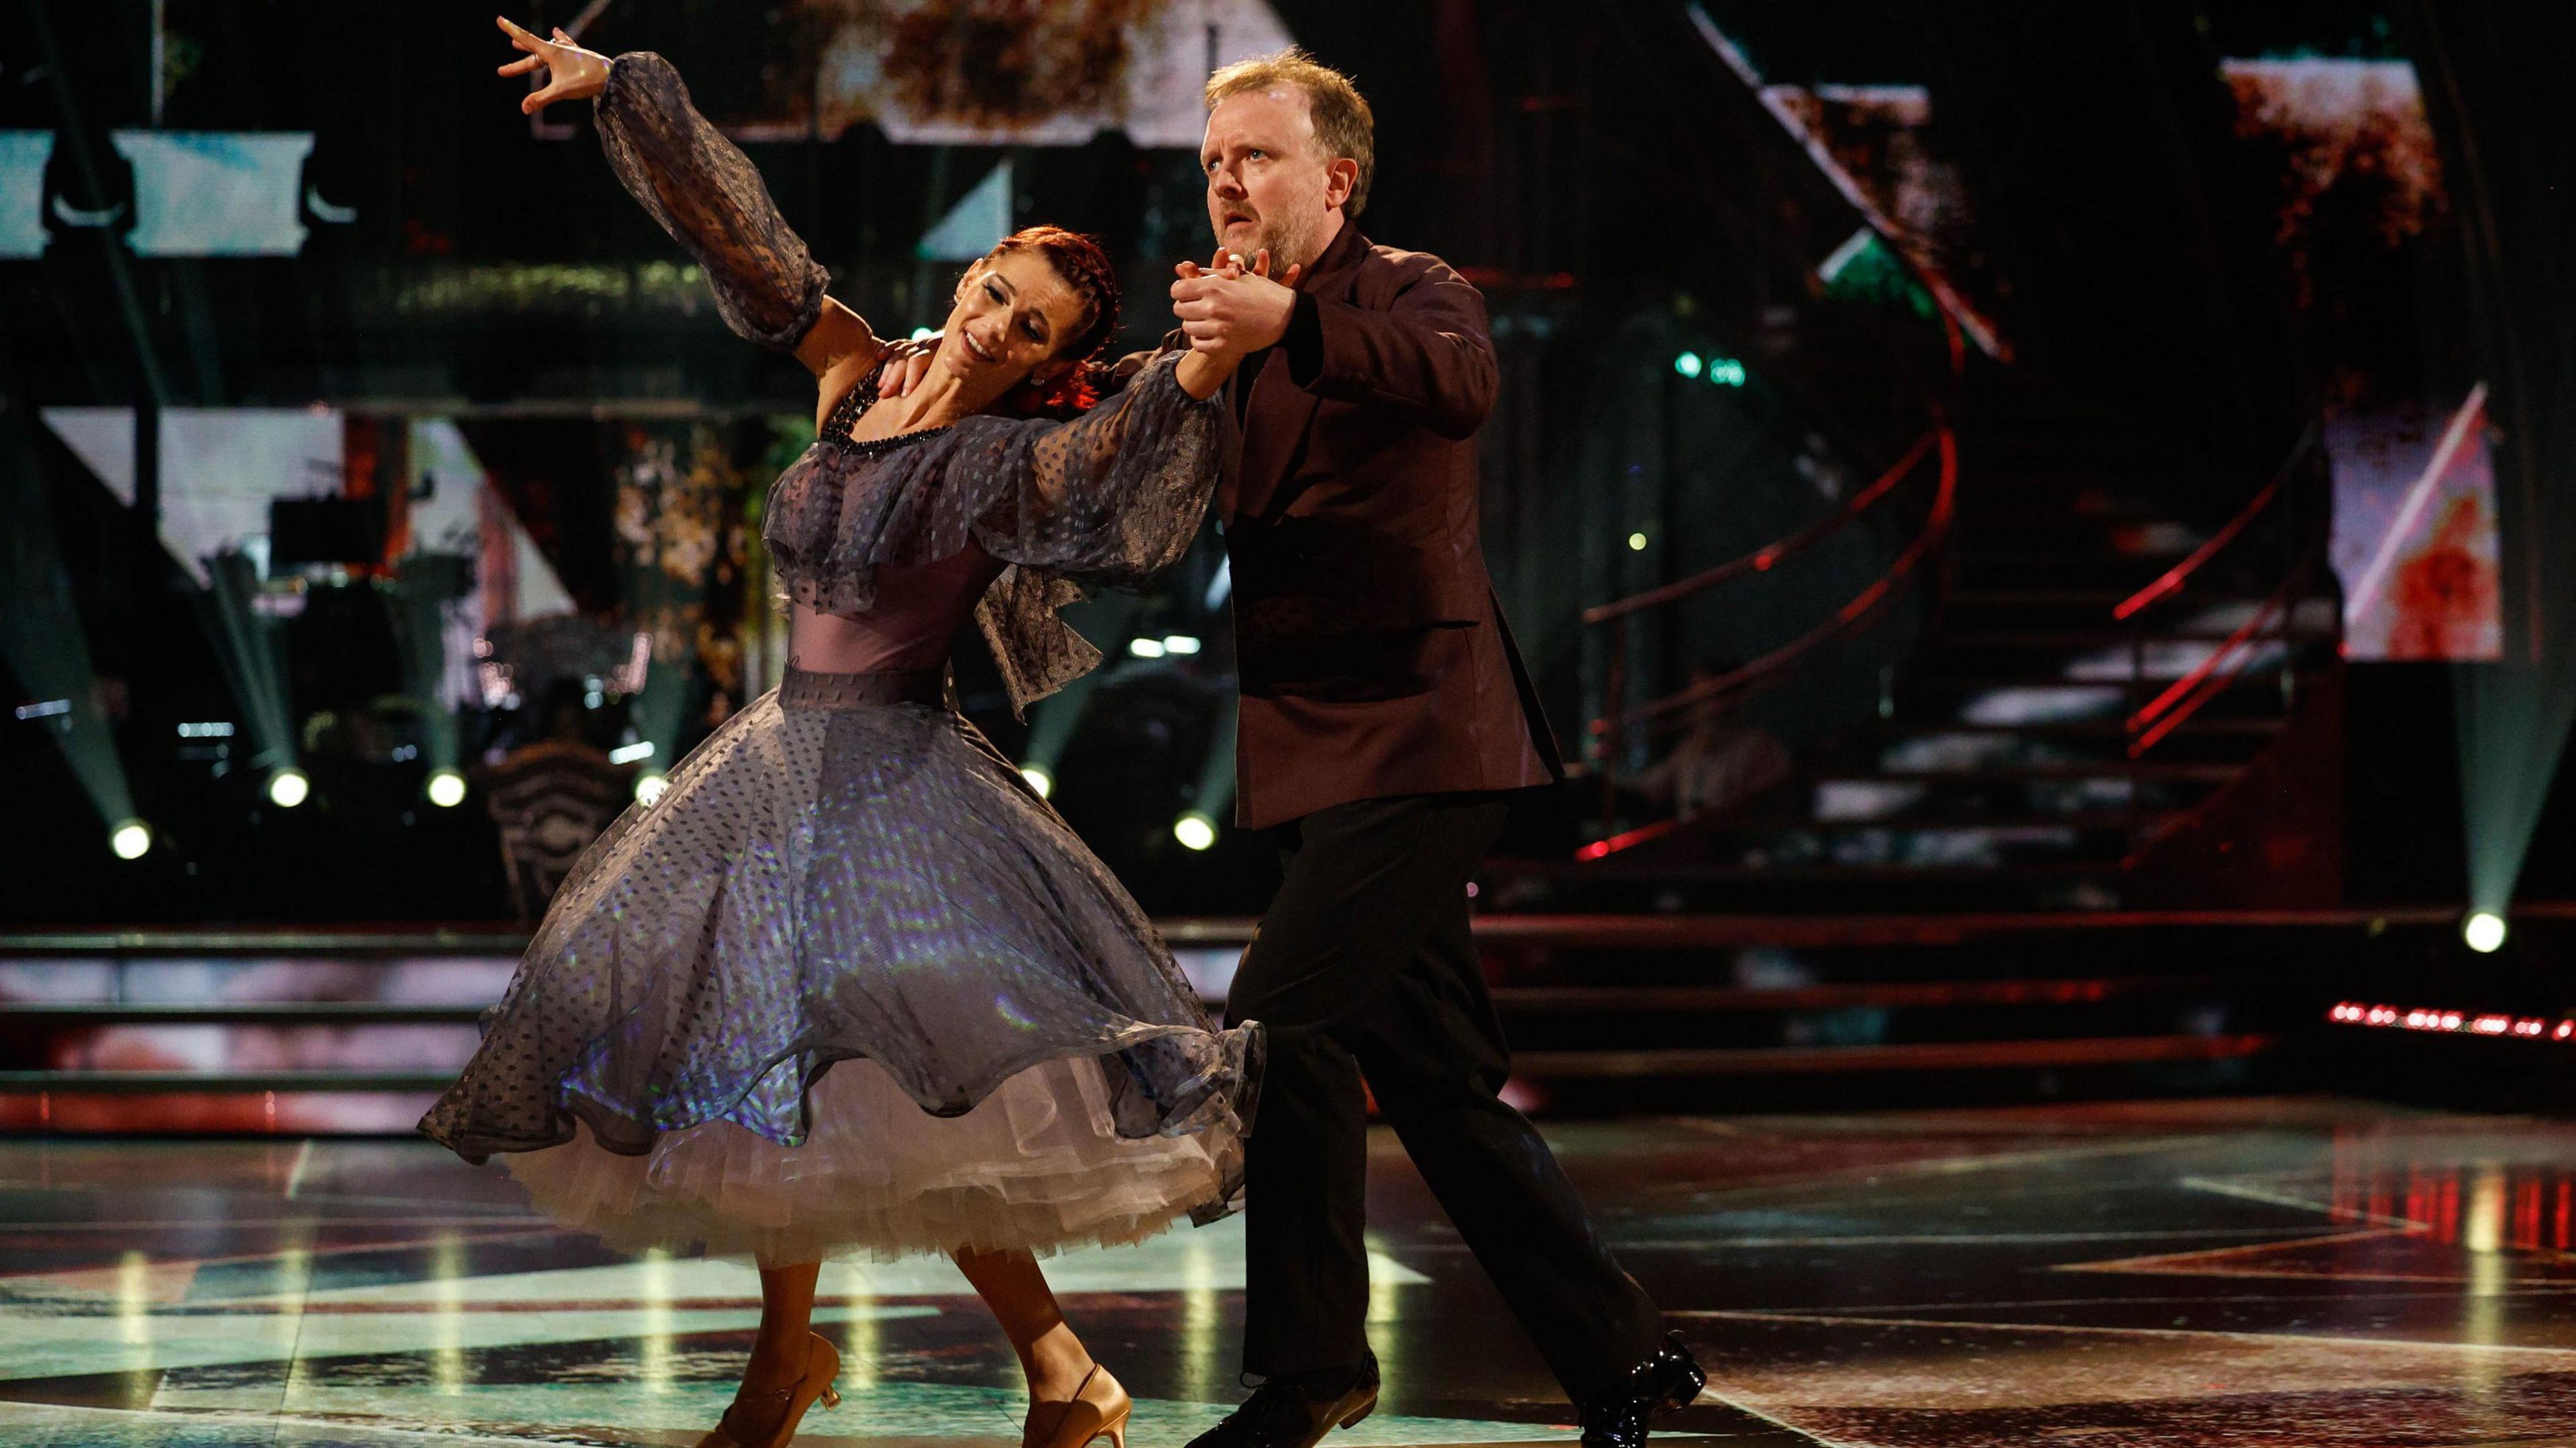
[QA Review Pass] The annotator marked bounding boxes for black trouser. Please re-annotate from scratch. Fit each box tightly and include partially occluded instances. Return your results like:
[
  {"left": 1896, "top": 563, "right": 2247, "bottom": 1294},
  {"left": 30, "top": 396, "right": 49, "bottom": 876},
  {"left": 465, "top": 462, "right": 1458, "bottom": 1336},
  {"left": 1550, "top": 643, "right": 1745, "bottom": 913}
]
[{"left": 1226, "top": 791, "right": 1662, "bottom": 1402}]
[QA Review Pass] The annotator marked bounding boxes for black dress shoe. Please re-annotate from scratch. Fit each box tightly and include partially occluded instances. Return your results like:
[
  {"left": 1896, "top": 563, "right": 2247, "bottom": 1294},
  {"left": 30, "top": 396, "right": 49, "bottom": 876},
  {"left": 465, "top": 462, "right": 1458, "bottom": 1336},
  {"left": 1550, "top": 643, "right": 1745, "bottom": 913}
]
[
  {"left": 1184, "top": 1357, "right": 1380, "bottom": 1448},
  {"left": 1577, "top": 1333, "right": 1705, "bottom": 1448}
]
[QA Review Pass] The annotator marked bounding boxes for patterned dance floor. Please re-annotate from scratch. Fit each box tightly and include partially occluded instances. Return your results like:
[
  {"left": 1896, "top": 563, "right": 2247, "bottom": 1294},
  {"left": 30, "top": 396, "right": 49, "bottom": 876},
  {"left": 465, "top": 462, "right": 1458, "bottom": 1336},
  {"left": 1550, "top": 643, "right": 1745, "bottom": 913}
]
[{"left": 1, "top": 1097, "right": 2569, "bottom": 1446}]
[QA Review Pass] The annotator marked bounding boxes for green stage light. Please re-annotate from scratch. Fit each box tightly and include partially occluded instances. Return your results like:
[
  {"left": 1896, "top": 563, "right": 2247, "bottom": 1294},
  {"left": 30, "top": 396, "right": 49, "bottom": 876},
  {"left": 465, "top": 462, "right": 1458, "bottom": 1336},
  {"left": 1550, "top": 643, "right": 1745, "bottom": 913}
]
[
  {"left": 1020, "top": 763, "right": 1055, "bottom": 799},
  {"left": 635, "top": 770, "right": 669, "bottom": 807},
  {"left": 425, "top": 768, "right": 467, "bottom": 809},
  {"left": 1672, "top": 351, "right": 1703, "bottom": 379},
  {"left": 109, "top": 819, "right": 152, "bottom": 860},
  {"left": 266, "top": 767, "right": 311, "bottom": 810},
  {"left": 1173, "top": 812, "right": 1217, "bottom": 852}
]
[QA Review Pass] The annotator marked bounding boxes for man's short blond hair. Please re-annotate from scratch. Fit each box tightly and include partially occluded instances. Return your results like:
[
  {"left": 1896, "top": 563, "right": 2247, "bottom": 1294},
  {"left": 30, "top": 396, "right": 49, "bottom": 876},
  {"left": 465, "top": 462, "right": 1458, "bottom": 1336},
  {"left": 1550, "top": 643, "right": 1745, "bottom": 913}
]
[{"left": 1205, "top": 48, "right": 1376, "bottom": 219}]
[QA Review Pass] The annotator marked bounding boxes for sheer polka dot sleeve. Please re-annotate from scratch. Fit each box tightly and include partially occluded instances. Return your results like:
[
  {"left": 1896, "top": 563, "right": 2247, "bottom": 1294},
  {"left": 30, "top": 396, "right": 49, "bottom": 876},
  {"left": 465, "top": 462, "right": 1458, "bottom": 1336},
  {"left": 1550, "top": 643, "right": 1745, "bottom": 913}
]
[
  {"left": 959, "top": 353, "right": 1223, "bottom": 713},
  {"left": 594, "top": 52, "right": 830, "bottom": 353}
]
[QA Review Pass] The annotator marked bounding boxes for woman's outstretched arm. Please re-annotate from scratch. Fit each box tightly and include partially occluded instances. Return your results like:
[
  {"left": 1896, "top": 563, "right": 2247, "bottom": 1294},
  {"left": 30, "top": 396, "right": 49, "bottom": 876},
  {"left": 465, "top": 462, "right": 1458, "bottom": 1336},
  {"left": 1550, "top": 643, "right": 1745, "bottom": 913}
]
[{"left": 496, "top": 17, "right": 869, "bottom": 373}]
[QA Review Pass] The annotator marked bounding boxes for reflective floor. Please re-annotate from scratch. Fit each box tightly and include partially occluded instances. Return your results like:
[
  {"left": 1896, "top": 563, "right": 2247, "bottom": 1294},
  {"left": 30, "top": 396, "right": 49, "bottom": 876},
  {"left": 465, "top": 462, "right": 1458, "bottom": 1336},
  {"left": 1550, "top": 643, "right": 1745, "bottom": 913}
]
[{"left": 1, "top": 1097, "right": 2572, "bottom": 1446}]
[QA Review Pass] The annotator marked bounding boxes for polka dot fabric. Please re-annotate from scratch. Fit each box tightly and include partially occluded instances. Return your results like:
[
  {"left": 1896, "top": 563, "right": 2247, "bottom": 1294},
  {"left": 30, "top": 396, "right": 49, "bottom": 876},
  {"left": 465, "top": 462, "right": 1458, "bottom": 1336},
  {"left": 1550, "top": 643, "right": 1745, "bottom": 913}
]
[
  {"left": 429, "top": 52, "right": 1252, "bottom": 1264},
  {"left": 420, "top": 683, "right": 1260, "bottom": 1260},
  {"left": 765, "top": 349, "right": 1221, "bottom": 718}
]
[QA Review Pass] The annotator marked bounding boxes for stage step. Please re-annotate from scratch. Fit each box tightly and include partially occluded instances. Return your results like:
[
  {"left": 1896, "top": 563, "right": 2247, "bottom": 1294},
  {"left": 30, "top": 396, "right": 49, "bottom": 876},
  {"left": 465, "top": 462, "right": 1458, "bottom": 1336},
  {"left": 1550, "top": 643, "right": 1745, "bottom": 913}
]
[
  {"left": 0, "top": 917, "right": 2367, "bottom": 1123},
  {"left": 1512, "top": 1033, "right": 2275, "bottom": 1078}
]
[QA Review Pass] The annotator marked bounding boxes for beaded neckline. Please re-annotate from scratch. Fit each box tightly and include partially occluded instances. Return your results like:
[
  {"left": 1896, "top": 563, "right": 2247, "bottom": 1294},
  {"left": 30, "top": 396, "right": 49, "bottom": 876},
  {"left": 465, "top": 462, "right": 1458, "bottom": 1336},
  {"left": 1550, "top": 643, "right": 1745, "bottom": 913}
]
[
  {"left": 820, "top": 364, "right": 954, "bottom": 457},
  {"left": 825, "top": 425, "right": 955, "bottom": 457}
]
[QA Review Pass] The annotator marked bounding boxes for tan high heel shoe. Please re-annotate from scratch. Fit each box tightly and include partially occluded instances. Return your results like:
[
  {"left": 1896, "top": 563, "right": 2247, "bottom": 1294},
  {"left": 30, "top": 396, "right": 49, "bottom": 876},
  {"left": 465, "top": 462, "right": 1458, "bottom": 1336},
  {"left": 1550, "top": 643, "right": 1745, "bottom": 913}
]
[
  {"left": 1023, "top": 1363, "right": 1133, "bottom": 1448},
  {"left": 696, "top": 1331, "right": 843, "bottom": 1448}
]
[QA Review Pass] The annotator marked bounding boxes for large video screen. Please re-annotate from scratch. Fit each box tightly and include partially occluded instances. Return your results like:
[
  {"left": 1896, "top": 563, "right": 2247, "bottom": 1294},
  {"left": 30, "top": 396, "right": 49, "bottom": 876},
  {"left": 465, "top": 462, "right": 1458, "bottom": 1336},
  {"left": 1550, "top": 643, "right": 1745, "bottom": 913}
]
[{"left": 2224, "top": 57, "right": 2500, "bottom": 661}]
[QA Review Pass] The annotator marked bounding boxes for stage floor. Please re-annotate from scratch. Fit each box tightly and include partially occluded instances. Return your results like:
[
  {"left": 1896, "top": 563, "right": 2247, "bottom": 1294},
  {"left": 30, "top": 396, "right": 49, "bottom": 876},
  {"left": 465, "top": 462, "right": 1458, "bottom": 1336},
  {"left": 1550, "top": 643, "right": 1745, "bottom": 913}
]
[{"left": 0, "top": 1096, "right": 2568, "bottom": 1447}]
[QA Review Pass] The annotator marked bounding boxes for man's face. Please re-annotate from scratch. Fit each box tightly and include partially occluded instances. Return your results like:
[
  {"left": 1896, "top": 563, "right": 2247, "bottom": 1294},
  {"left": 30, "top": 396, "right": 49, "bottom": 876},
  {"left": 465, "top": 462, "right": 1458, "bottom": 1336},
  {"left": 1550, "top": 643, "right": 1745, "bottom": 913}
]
[{"left": 1201, "top": 87, "right": 1340, "bottom": 272}]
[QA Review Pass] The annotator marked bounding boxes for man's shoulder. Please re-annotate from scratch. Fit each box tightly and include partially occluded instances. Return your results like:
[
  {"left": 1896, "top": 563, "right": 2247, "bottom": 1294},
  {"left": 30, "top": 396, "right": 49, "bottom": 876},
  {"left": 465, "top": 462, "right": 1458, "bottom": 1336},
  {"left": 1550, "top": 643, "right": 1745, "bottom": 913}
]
[{"left": 1352, "top": 239, "right": 1469, "bottom": 287}]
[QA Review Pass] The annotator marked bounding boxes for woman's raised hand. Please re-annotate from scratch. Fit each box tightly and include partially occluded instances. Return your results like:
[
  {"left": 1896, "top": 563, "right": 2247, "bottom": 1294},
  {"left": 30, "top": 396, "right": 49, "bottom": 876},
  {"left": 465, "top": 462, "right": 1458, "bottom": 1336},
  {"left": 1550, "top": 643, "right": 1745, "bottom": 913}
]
[{"left": 494, "top": 16, "right": 610, "bottom": 115}]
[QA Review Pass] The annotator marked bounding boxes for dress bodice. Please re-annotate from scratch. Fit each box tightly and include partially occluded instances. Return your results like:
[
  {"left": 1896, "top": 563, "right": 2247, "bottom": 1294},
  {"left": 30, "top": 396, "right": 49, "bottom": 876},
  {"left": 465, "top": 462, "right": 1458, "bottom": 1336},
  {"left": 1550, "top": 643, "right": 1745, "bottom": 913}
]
[{"left": 788, "top": 546, "right": 1007, "bottom": 675}]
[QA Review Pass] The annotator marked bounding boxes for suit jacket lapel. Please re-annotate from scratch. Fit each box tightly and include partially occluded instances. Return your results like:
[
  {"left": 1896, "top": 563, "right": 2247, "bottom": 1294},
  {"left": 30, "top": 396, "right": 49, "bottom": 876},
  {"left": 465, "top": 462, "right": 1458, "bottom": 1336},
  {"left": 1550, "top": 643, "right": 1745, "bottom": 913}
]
[
  {"left": 1234, "top": 360, "right": 1319, "bottom": 521},
  {"left": 1231, "top": 225, "right": 1368, "bottom": 522}
]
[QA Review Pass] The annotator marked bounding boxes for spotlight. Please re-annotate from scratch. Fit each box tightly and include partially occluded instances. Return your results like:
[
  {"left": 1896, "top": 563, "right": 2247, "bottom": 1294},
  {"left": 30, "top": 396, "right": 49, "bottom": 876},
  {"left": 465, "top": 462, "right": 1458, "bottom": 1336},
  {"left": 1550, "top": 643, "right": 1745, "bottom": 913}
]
[
  {"left": 267, "top": 767, "right": 311, "bottom": 809},
  {"left": 635, "top": 770, "right": 669, "bottom": 806},
  {"left": 1627, "top": 532, "right": 1649, "bottom": 551},
  {"left": 425, "top": 768, "right": 467, "bottom": 809},
  {"left": 2464, "top": 911, "right": 2508, "bottom": 954},
  {"left": 1672, "top": 351, "right": 1703, "bottom": 379},
  {"left": 608, "top": 741, "right": 656, "bottom": 765},
  {"left": 109, "top": 818, "right": 152, "bottom": 860},
  {"left": 1128, "top": 638, "right": 1167, "bottom": 659},
  {"left": 1161, "top": 635, "right": 1203, "bottom": 656},
  {"left": 1021, "top": 763, "right": 1055, "bottom": 799},
  {"left": 1173, "top": 811, "right": 1217, "bottom": 852}
]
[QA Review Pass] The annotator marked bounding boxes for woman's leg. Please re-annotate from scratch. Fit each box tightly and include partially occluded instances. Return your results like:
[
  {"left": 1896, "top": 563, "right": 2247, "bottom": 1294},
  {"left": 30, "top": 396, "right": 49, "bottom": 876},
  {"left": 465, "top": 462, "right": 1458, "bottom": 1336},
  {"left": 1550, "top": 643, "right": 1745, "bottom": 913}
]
[
  {"left": 745, "top": 1260, "right": 822, "bottom": 1386},
  {"left": 951, "top": 1246, "right": 1094, "bottom": 1400}
]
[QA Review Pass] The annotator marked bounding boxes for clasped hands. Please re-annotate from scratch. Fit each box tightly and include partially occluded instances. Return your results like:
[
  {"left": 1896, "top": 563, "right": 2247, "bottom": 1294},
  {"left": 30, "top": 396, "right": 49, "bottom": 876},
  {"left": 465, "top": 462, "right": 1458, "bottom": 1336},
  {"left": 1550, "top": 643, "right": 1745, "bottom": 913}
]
[{"left": 1171, "top": 247, "right": 1303, "bottom": 360}]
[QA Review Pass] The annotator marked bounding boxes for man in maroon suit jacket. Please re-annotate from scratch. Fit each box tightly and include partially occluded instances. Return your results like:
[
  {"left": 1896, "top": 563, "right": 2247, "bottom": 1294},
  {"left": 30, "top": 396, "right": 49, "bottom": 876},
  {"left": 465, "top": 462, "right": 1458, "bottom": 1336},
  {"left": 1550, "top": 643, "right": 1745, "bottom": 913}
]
[{"left": 1163, "top": 50, "right": 1703, "bottom": 1448}]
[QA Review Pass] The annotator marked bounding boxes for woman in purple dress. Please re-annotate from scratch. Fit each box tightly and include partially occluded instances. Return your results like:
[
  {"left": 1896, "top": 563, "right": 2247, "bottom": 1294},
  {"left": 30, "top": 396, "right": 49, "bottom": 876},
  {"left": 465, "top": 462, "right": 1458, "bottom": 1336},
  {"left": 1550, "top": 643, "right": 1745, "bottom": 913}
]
[{"left": 422, "top": 20, "right": 1269, "bottom": 1448}]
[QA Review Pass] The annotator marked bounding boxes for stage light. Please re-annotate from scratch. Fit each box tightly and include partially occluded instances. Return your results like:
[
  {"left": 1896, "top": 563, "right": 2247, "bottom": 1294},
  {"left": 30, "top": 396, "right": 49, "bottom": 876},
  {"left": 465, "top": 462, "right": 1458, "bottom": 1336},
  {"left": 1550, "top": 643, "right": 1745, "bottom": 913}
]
[
  {"left": 109, "top": 819, "right": 152, "bottom": 860},
  {"left": 13, "top": 698, "right": 69, "bottom": 720},
  {"left": 1128, "top": 638, "right": 1167, "bottom": 659},
  {"left": 608, "top": 741, "right": 655, "bottom": 765},
  {"left": 266, "top": 767, "right": 310, "bottom": 809},
  {"left": 1162, "top": 635, "right": 1202, "bottom": 656},
  {"left": 1672, "top": 351, "right": 1703, "bottom": 379},
  {"left": 425, "top": 768, "right": 467, "bottom": 809},
  {"left": 1707, "top": 356, "right": 1748, "bottom": 386},
  {"left": 1021, "top": 763, "right": 1054, "bottom": 798},
  {"left": 2465, "top": 911, "right": 2507, "bottom": 954},
  {"left": 635, "top": 770, "right": 669, "bottom": 807},
  {"left": 909, "top": 326, "right": 939, "bottom": 341},
  {"left": 1627, "top": 532, "right": 1649, "bottom": 551},
  {"left": 1173, "top": 812, "right": 1217, "bottom": 852}
]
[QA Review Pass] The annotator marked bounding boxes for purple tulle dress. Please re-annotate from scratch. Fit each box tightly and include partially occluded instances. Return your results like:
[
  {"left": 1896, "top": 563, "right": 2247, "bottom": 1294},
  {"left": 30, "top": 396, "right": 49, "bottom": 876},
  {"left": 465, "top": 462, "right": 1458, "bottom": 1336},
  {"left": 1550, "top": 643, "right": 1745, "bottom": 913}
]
[{"left": 418, "top": 52, "right": 1257, "bottom": 1266}]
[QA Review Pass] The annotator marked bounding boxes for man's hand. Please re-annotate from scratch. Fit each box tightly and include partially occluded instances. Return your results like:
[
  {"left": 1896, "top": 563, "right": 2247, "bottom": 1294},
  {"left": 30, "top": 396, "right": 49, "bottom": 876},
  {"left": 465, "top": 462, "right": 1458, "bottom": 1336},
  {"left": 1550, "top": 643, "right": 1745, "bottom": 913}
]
[
  {"left": 1171, "top": 248, "right": 1301, "bottom": 359},
  {"left": 874, "top": 336, "right": 941, "bottom": 400}
]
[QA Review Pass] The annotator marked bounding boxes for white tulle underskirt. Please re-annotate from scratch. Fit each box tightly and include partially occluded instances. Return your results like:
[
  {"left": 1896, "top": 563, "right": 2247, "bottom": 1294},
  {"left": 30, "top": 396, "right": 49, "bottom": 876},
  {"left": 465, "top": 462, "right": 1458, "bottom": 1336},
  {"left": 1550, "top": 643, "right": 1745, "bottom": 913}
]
[{"left": 504, "top": 1052, "right": 1234, "bottom": 1268}]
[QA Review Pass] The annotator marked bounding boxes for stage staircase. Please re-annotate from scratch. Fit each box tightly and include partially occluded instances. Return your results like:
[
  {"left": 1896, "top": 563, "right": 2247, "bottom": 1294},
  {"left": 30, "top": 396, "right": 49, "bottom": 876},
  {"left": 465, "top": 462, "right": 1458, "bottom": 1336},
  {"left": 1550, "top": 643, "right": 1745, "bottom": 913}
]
[{"left": 1470, "top": 374, "right": 2341, "bottom": 1102}]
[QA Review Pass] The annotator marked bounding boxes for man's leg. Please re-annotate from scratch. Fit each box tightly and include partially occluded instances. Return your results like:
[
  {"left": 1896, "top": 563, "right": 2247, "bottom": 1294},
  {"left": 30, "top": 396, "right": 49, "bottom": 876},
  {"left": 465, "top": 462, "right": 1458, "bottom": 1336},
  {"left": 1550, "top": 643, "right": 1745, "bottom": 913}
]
[
  {"left": 1225, "top": 796, "right": 1511, "bottom": 1383},
  {"left": 1237, "top": 999, "right": 1371, "bottom": 1379},
  {"left": 1344, "top": 886, "right": 1663, "bottom": 1402}
]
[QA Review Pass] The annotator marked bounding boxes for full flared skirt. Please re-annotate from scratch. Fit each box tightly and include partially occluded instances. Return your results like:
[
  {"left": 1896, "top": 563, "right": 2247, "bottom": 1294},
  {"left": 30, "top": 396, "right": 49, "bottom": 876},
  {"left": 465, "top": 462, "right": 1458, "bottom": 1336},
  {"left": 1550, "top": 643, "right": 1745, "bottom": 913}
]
[{"left": 419, "top": 685, "right": 1257, "bottom": 1264}]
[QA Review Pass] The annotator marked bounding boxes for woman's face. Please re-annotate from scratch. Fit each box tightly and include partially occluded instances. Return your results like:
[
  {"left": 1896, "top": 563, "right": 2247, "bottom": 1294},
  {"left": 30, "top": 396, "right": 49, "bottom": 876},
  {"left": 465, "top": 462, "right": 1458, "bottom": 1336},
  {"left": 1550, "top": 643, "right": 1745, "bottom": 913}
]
[{"left": 937, "top": 249, "right": 1092, "bottom": 391}]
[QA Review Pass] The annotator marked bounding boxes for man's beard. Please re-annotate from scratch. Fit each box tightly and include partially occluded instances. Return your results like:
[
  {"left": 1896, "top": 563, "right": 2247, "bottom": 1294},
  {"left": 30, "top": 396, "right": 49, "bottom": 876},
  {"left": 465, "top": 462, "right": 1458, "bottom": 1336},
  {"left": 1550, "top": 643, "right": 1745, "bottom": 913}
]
[{"left": 1233, "top": 209, "right": 1325, "bottom": 274}]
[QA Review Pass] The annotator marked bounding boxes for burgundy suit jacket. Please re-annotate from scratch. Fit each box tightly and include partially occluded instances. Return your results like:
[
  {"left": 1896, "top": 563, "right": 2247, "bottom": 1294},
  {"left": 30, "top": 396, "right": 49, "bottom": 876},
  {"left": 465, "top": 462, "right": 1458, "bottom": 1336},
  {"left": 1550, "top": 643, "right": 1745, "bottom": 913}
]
[{"left": 1150, "top": 224, "right": 1561, "bottom": 829}]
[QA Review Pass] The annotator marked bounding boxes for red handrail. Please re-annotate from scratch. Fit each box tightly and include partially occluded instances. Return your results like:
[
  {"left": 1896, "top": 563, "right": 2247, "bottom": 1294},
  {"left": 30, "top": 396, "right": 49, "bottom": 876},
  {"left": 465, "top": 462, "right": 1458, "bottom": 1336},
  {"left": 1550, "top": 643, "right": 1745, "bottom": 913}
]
[
  {"left": 1589, "top": 421, "right": 1956, "bottom": 740},
  {"left": 2112, "top": 424, "right": 2318, "bottom": 621},
  {"left": 1582, "top": 430, "right": 1938, "bottom": 627},
  {"left": 2123, "top": 544, "right": 2321, "bottom": 757}
]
